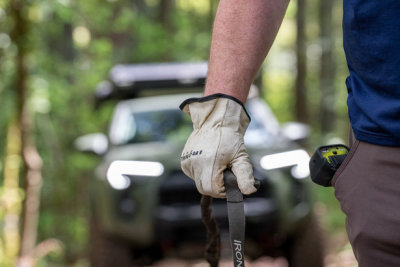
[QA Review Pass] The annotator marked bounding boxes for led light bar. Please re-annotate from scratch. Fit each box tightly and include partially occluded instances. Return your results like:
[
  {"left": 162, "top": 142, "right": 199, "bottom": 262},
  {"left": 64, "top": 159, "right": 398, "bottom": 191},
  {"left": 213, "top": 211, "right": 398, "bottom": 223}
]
[
  {"left": 106, "top": 160, "right": 164, "bottom": 190},
  {"left": 260, "top": 149, "right": 310, "bottom": 179}
]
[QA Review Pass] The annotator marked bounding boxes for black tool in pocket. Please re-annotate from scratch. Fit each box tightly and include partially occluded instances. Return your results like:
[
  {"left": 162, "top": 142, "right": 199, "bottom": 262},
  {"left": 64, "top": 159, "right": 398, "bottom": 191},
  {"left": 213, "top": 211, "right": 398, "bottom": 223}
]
[{"left": 309, "top": 144, "right": 349, "bottom": 187}]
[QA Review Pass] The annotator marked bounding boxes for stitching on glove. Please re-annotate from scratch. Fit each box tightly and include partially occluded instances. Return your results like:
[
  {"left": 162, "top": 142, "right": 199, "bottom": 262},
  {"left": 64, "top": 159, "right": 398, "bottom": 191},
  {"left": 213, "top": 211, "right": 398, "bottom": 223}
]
[
  {"left": 202, "top": 101, "right": 217, "bottom": 128},
  {"left": 231, "top": 136, "right": 244, "bottom": 161},
  {"left": 210, "top": 101, "right": 229, "bottom": 195}
]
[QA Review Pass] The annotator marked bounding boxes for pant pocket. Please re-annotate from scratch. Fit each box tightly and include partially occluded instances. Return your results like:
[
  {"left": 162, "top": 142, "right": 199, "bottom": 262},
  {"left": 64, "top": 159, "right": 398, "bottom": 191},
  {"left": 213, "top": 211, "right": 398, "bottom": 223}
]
[{"left": 331, "top": 139, "right": 360, "bottom": 187}]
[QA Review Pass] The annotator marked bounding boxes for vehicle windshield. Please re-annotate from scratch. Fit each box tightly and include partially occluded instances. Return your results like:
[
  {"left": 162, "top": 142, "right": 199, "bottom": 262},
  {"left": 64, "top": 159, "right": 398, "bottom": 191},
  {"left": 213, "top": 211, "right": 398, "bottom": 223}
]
[
  {"left": 123, "top": 109, "right": 193, "bottom": 144},
  {"left": 113, "top": 106, "right": 278, "bottom": 146}
]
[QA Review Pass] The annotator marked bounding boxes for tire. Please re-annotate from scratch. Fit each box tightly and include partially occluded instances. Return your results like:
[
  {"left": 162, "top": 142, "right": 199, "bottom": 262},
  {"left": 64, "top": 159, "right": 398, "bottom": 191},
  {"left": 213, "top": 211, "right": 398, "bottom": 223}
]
[
  {"left": 89, "top": 218, "right": 134, "bottom": 267},
  {"left": 287, "top": 214, "right": 325, "bottom": 267}
]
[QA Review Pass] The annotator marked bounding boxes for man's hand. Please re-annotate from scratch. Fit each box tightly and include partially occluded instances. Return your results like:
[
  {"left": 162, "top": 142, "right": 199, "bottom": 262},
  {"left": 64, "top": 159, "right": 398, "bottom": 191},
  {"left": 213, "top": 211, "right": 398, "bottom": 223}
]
[{"left": 180, "top": 94, "right": 257, "bottom": 198}]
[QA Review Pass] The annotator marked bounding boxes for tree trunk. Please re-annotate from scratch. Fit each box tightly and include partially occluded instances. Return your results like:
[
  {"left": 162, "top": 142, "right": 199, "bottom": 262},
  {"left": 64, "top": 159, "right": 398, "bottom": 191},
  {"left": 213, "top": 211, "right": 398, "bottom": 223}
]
[
  {"left": 19, "top": 124, "right": 43, "bottom": 267},
  {"left": 319, "top": 0, "right": 336, "bottom": 133},
  {"left": 295, "top": 0, "right": 308, "bottom": 123},
  {"left": 10, "top": 0, "right": 43, "bottom": 265},
  {"left": 159, "top": 0, "right": 174, "bottom": 29},
  {"left": 2, "top": 123, "right": 23, "bottom": 265}
]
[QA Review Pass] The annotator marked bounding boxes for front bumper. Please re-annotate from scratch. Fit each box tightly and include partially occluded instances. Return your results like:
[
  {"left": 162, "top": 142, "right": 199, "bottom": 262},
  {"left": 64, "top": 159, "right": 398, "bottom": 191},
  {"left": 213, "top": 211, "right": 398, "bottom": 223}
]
[
  {"left": 155, "top": 197, "right": 279, "bottom": 242},
  {"left": 94, "top": 169, "right": 312, "bottom": 247}
]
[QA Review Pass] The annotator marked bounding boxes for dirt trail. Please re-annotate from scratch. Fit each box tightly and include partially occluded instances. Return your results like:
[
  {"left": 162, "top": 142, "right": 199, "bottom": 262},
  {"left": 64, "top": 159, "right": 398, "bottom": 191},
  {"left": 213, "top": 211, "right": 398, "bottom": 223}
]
[
  {"left": 150, "top": 232, "right": 357, "bottom": 267},
  {"left": 151, "top": 257, "right": 288, "bottom": 267}
]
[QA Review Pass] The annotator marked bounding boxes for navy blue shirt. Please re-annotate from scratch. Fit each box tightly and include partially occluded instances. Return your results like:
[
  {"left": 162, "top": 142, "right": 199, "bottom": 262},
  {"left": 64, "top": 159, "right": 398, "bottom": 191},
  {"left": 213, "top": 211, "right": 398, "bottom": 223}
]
[{"left": 343, "top": 1, "right": 400, "bottom": 146}]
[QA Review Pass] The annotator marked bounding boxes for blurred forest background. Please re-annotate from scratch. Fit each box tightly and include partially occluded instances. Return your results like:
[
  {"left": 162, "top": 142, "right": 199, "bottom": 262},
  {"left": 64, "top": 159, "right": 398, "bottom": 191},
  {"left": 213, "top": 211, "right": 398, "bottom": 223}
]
[{"left": 0, "top": 0, "right": 350, "bottom": 266}]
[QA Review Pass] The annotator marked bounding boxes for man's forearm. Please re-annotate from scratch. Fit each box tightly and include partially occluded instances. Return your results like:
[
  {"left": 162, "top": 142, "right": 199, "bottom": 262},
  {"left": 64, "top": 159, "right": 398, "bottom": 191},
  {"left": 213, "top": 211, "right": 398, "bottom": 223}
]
[{"left": 204, "top": 0, "right": 290, "bottom": 103}]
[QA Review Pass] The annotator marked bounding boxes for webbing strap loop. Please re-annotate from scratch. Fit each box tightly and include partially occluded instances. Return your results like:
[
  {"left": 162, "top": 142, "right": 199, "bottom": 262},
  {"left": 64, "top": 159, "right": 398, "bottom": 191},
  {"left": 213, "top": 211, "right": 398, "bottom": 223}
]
[{"left": 200, "top": 195, "right": 220, "bottom": 267}]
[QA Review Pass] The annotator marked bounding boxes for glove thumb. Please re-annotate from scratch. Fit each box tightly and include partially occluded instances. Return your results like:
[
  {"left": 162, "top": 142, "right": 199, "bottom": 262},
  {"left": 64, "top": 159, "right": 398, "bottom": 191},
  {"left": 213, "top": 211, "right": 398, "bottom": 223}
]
[{"left": 230, "top": 145, "right": 257, "bottom": 195}]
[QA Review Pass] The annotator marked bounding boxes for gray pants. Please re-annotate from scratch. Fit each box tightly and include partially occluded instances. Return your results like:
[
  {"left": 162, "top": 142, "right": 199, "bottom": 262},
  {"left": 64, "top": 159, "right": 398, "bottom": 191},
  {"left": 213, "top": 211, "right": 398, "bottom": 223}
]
[{"left": 332, "top": 130, "right": 400, "bottom": 266}]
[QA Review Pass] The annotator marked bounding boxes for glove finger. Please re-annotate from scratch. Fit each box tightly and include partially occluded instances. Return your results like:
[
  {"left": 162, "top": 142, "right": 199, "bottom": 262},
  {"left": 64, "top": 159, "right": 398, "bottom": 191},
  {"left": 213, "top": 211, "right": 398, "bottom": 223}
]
[
  {"left": 199, "top": 168, "right": 226, "bottom": 198},
  {"left": 230, "top": 146, "right": 257, "bottom": 195},
  {"left": 193, "top": 173, "right": 226, "bottom": 198},
  {"left": 183, "top": 150, "right": 226, "bottom": 198},
  {"left": 194, "top": 177, "right": 206, "bottom": 195},
  {"left": 181, "top": 150, "right": 208, "bottom": 196}
]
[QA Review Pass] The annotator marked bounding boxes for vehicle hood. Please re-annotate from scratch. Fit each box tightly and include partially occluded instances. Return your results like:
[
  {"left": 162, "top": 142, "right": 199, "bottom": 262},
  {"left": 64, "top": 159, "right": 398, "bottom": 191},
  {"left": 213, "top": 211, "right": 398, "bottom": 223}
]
[{"left": 104, "top": 141, "right": 184, "bottom": 171}]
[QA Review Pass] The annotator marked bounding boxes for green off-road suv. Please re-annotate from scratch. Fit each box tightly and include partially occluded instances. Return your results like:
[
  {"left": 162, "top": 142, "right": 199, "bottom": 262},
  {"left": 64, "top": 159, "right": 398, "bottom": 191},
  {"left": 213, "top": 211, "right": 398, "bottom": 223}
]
[{"left": 76, "top": 62, "right": 324, "bottom": 267}]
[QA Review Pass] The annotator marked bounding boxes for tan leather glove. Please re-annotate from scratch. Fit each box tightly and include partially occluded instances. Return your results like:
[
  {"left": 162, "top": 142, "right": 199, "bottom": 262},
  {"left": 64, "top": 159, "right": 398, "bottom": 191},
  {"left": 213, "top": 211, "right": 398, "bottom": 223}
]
[{"left": 180, "top": 94, "right": 257, "bottom": 198}]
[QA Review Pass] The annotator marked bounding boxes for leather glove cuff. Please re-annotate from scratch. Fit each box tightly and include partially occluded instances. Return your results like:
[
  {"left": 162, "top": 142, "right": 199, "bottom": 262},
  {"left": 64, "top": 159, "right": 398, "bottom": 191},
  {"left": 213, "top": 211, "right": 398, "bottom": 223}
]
[{"left": 180, "top": 93, "right": 250, "bottom": 121}]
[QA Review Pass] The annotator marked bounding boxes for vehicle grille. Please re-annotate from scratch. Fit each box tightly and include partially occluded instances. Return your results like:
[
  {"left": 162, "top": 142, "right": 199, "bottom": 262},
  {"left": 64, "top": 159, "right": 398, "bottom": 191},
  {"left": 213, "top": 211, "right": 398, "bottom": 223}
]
[
  {"left": 159, "top": 171, "right": 201, "bottom": 205},
  {"left": 158, "top": 170, "right": 272, "bottom": 205}
]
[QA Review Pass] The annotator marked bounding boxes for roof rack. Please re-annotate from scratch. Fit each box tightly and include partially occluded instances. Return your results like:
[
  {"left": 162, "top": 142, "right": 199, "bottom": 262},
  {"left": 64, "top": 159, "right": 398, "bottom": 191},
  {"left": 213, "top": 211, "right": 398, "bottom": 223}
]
[{"left": 95, "top": 61, "right": 208, "bottom": 106}]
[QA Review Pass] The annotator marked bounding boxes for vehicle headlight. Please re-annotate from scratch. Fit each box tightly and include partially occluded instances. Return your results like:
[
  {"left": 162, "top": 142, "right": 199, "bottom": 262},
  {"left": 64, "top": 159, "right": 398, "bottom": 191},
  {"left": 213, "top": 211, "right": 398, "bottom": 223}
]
[
  {"left": 260, "top": 149, "right": 310, "bottom": 179},
  {"left": 106, "top": 160, "right": 164, "bottom": 190}
]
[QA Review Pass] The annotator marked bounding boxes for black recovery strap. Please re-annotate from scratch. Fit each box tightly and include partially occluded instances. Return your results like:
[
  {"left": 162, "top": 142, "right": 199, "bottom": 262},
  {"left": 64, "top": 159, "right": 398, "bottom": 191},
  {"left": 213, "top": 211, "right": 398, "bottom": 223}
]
[
  {"left": 201, "top": 169, "right": 259, "bottom": 267},
  {"left": 224, "top": 170, "right": 246, "bottom": 267}
]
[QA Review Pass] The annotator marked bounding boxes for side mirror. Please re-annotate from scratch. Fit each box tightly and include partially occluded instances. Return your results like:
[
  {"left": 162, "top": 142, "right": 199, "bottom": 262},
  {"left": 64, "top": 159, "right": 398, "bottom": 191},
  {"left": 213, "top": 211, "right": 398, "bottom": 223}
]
[
  {"left": 74, "top": 133, "right": 108, "bottom": 155},
  {"left": 281, "top": 122, "right": 310, "bottom": 143}
]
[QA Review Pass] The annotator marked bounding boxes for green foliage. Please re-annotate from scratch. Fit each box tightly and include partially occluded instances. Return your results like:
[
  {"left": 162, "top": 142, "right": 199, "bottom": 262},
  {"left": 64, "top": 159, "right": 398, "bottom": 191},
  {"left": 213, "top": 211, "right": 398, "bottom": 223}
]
[
  {"left": 262, "top": 0, "right": 349, "bottom": 143},
  {"left": 1, "top": 0, "right": 216, "bottom": 265},
  {"left": 313, "top": 185, "right": 346, "bottom": 233}
]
